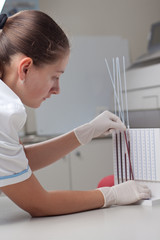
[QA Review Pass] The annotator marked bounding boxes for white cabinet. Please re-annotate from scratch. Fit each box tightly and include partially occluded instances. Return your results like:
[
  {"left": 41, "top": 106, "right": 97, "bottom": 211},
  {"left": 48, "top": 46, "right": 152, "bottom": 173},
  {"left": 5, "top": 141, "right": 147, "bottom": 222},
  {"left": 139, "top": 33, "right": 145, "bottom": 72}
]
[
  {"left": 123, "top": 64, "right": 160, "bottom": 110},
  {"left": 126, "top": 87, "right": 160, "bottom": 110},
  {"left": 34, "top": 155, "right": 71, "bottom": 191},
  {"left": 70, "top": 138, "right": 113, "bottom": 190},
  {"left": 35, "top": 138, "right": 113, "bottom": 191}
]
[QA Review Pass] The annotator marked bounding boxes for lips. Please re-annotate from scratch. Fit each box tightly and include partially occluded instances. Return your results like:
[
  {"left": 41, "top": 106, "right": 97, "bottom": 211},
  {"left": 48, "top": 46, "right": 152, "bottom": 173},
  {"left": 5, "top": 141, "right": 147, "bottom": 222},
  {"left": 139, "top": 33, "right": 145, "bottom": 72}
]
[
  {"left": 46, "top": 95, "right": 51, "bottom": 98},
  {"left": 43, "top": 95, "right": 51, "bottom": 100}
]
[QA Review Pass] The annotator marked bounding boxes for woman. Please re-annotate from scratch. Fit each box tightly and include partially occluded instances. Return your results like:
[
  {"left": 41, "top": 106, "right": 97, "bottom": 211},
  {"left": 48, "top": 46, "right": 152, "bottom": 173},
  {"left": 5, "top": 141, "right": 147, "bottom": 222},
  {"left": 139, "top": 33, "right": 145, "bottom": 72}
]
[{"left": 0, "top": 11, "right": 150, "bottom": 217}]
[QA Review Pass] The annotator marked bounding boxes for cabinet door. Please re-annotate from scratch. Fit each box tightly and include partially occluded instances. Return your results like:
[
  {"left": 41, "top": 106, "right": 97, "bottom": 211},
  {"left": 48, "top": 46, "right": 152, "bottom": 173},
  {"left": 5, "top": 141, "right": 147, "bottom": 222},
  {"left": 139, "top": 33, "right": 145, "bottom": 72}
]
[
  {"left": 34, "top": 155, "right": 71, "bottom": 191},
  {"left": 122, "top": 64, "right": 160, "bottom": 111},
  {"left": 70, "top": 138, "right": 113, "bottom": 190},
  {"left": 124, "top": 87, "right": 160, "bottom": 110}
]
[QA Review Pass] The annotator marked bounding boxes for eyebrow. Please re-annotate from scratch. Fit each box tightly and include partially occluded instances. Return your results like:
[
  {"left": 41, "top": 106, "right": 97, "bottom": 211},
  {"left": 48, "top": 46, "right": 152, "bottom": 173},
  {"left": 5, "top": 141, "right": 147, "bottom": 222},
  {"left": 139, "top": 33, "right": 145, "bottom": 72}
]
[{"left": 57, "top": 70, "right": 64, "bottom": 73}]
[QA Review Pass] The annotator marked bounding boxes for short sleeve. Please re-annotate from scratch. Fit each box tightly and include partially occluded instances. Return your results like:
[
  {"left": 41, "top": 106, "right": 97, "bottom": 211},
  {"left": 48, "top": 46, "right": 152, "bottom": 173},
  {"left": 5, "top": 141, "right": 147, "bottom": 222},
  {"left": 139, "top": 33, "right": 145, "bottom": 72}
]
[{"left": 0, "top": 81, "right": 32, "bottom": 187}]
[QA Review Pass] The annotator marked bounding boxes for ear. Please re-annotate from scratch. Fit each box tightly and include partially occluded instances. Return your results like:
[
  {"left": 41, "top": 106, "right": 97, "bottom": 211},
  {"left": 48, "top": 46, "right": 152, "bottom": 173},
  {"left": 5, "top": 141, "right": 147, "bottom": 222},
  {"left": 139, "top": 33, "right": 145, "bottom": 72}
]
[{"left": 18, "top": 57, "right": 33, "bottom": 82}]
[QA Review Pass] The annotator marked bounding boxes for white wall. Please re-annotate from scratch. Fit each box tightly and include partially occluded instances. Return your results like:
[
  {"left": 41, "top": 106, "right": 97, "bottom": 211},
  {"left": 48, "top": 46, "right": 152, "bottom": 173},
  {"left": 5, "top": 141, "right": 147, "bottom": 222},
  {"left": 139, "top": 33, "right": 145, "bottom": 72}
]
[
  {"left": 39, "top": 0, "right": 160, "bottom": 63},
  {"left": 26, "top": 0, "right": 160, "bottom": 134},
  {"left": 35, "top": 36, "right": 130, "bottom": 135}
]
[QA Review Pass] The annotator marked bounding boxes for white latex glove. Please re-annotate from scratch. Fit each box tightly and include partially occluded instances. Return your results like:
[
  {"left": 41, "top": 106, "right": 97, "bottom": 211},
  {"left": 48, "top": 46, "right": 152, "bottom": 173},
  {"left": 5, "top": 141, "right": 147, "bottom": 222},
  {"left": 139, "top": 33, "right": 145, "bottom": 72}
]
[
  {"left": 74, "top": 110, "right": 126, "bottom": 145},
  {"left": 98, "top": 180, "right": 151, "bottom": 208}
]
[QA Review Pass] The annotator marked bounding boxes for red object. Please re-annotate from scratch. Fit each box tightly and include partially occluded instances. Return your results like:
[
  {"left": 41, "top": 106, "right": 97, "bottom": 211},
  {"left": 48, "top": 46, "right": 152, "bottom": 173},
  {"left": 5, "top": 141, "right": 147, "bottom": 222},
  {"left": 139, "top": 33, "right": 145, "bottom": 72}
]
[{"left": 97, "top": 175, "right": 114, "bottom": 188}]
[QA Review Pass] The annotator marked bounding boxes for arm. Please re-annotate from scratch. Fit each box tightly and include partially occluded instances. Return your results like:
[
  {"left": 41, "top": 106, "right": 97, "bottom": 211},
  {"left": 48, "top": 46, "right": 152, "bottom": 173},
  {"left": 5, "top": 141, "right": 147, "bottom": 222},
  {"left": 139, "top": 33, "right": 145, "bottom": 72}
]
[
  {"left": 1, "top": 174, "right": 104, "bottom": 217},
  {"left": 24, "top": 131, "right": 80, "bottom": 171},
  {"left": 1, "top": 175, "right": 151, "bottom": 217},
  {"left": 25, "top": 111, "right": 126, "bottom": 171}
]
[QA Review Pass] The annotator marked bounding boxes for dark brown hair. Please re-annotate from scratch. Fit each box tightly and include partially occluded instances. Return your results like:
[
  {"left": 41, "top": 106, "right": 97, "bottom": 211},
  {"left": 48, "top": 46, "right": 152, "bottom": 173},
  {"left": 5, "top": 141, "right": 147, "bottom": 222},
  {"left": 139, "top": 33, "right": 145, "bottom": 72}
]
[{"left": 0, "top": 10, "right": 70, "bottom": 78}]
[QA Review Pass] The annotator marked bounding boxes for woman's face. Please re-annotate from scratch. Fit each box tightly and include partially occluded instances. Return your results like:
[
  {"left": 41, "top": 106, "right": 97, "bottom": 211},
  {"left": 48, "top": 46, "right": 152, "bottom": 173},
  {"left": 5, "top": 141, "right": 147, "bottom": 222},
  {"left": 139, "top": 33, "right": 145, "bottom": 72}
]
[{"left": 20, "top": 54, "right": 69, "bottom": 108}]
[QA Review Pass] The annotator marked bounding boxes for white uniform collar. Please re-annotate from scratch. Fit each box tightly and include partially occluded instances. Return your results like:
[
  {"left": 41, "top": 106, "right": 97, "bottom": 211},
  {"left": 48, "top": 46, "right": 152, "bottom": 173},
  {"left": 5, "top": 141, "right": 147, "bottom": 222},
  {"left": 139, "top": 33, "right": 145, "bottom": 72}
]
[{"left": 0, "top": 80, "right": 24, "bottom": 106}]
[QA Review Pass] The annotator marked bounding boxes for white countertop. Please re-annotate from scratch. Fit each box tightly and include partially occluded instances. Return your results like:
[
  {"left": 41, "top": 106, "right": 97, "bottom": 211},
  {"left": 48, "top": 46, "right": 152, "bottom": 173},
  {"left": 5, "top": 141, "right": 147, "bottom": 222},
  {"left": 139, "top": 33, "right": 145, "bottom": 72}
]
[{"left": 0, "top": 196, "right": 160, "bottom": 240}]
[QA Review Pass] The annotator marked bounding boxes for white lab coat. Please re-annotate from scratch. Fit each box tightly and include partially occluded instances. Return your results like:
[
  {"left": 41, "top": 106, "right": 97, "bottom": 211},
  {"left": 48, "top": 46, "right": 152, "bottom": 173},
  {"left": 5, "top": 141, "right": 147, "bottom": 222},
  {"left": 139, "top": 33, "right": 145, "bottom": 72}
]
[{"left": 0, "top": 80, "right": 31, "bottom": 187}]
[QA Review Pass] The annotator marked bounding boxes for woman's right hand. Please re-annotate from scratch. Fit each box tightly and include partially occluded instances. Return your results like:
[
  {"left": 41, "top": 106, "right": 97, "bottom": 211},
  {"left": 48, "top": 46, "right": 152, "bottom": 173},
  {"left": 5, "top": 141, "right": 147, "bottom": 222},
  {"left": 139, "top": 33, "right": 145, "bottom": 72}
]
[{"left": 74, "top": 110, "right": 126, "bottom": 145}]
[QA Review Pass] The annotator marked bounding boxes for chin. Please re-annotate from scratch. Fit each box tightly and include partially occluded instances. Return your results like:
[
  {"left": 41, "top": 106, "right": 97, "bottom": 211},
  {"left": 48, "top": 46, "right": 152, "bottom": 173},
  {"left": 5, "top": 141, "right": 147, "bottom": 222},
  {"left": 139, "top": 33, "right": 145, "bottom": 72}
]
[
  {"left": 33, "top": 103, "right": 41, "bottom": 108},
  {"left": 25, "top": 102, "right": 41, "bottom": 108}
]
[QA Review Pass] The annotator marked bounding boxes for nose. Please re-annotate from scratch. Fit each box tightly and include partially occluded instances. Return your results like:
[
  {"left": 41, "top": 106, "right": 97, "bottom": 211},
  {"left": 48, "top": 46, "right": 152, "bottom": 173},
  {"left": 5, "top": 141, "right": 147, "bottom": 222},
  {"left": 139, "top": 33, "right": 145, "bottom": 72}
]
[
  {"left": 50, "top": 80, "right": 60, "bottom": 95},
  {"left": 50, "top": 87, "right": 60, "bottom": 95}
]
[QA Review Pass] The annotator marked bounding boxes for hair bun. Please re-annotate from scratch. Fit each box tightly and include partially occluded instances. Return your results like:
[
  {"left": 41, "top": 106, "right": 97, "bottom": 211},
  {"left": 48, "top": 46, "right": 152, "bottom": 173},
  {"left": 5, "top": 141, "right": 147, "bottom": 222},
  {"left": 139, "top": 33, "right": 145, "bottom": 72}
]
[{"left": 0, "top": 14, "right": 8, "bottom": 29}]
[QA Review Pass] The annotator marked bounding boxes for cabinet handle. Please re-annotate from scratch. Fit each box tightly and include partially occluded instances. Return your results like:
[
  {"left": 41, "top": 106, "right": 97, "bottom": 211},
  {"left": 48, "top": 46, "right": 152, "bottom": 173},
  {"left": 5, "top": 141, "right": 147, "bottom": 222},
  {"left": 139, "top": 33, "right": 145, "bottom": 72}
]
[{"left": 75, "top": 151, "right": 81, "bottom": 157}]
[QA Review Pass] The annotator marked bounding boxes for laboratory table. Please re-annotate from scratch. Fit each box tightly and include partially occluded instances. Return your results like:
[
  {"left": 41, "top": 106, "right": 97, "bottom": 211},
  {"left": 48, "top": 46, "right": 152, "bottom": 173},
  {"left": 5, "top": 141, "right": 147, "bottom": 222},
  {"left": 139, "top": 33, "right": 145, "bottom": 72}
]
[{"left": 0, "top": 196, "right": 160, "bottom": 240}]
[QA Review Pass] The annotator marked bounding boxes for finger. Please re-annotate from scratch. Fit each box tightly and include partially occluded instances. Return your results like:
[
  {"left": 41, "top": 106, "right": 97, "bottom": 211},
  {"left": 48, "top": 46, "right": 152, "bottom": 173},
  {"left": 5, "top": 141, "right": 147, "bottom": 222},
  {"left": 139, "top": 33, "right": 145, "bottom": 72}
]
[
  {"left": 138, "top": 183, "right": 148, "bottom": 188},
  {"left": 115, "top": 118, "right": 126, "bottom": 128},
  {"left": 108, "top": 129, "right": 119, "bottom": 134},
  {"left": 102, "top": 131, "right": 111, "bottom": 136},
  {"left": 109, "top": 121, "right": 126, "bottom": 131},
  {"left": 102, "top": 111, "right": 126, "bottom": 130},
  {"left": 139, "top": 192, "right": 151, "bottom": 200},
  {"left": 138, "top": 184, "right": 150, "bottom": 192},
  {"left": 103, "top": 128, "right": 122, "bottom": 136},
  {"left": 107, "top": 111, "right": 124, "bottom": 124},
  {"left": 108, "top": 112, "right": 121, "bottom": 122},
  {"left": 108, "top": 129, "right": 114, "bottom": 134},
  {"left": 102, "top": 111, "right": 119, "bottom": 122},
  {"left": 140, "top": 188, "right": 151, "bottom": 195}
]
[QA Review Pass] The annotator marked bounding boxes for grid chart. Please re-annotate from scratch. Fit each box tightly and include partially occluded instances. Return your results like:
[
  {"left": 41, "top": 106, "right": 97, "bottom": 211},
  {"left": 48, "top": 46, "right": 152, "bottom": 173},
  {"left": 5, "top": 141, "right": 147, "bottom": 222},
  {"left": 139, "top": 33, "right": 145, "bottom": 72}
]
[{"left": 112, "top": 128, "right": 160, "bottom": 184}]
